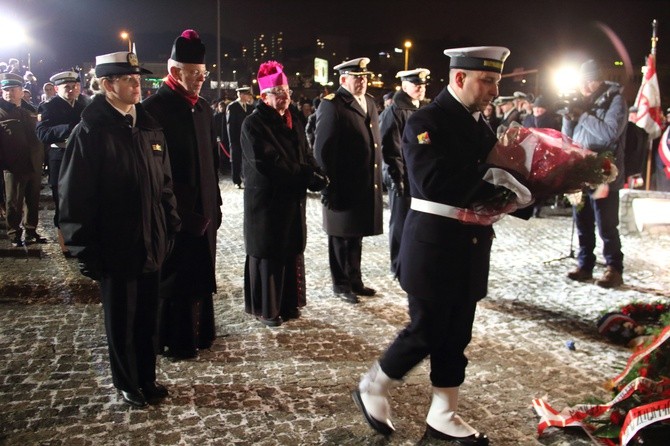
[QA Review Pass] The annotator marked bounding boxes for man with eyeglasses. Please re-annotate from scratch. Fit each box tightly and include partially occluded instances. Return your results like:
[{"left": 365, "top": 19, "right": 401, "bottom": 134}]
[
  {"left": 314, "top": 57, "right": 383, "bottom": 304},
  {"left": 143, "top": 29, "right": 222, "bottom": 361},
  {"left": 240, "top": 61, "right": 327, "bottom": 327},
  {"left": 58, "top": 51, "right": 180, "bottom": 408},
  {"left": 35, "top": 71, "right": 86, "bottom": 251}
]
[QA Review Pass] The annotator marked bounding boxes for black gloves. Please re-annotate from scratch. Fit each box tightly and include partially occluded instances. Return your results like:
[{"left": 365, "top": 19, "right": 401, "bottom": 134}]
[
  {"left": 78, "top": 261, "right": 101, "bottom": 281},
  {"left": 320, "top": 193, "right": 331, "bottom": 209},
  {"left": 308, "top": 171, "right": 329, "bottom": 192},
  {"left": 392, "top": 182, "right": 405, "bottom": 197}
]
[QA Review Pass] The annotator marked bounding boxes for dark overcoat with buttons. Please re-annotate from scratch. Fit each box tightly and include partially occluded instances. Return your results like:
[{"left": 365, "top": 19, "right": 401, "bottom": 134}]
[
  {"left": 142, "top": 85, "right": 222, "bottom": 296},
  {"left": 58, "top": 94, "right": 181, "bottom": 278},
  {"left": 241, "top": 100, "right": 323, "bottom": 258},
  {"left": 313, "top": 86, "right": 383, "bottom": 237},
  {"left": 398, "top": 87, "right": 500, "bottom": 301},
  {"left": 36, "top": 95, "right": 86, "bottom": 163}
]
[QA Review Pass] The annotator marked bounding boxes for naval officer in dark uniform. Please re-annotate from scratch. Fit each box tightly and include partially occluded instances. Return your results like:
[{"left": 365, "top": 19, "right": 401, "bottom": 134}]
[
  {"left": 353, "top": 46, "right": 527, "bottom": 445},
  {"left": 35, "top": 71, "right": 85, "bottom": 252},
  {"left": 380, "top": 67, "right": 430, "bottom": 275},
  {"left": 313, "top": 57, "right": 383, "bottom": 304},
  {"left": 59, "top": 51, "right": 180, "bottom": 407}
]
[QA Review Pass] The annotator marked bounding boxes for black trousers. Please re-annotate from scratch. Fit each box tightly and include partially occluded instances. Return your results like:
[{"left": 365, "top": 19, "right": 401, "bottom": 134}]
[
  {"left": 379, "top": 293, "right": 478, "bottom": 388},
  {"left": 388, "top": 191, "right": 410, "bottom": 275},
  {"left": 230, "top": 143, "right": 243, "bottom": 186},
  {"left": 100, "top": 271, "right": 160, "bottom": 393},
  {"left": 48, "top": 157, "right": 62, "bottom": 227},
  {"left": 328, "top": 235, "right": 363, "bottom": 292}
]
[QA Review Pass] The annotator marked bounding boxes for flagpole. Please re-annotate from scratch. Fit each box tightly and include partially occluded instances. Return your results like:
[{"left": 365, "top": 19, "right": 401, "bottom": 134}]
[
  {"left": 651, "top": 19, "right": 658, "bottom": 56},
  {"left": 645, "top": 20, "right": 658, "bottom": 190}
]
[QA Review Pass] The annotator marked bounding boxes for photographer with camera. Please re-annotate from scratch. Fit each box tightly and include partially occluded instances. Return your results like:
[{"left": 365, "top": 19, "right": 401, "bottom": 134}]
[{"left": 562, "top": 59, "right": 627, "bottom": 288}]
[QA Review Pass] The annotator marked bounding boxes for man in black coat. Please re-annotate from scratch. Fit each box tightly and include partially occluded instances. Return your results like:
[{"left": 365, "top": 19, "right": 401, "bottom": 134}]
[
  {"left": 241, "top": 61, "right": 327, "bottom": 327},
  {"left": 227, "top": 85, "right": 254, "bottom": 187},
  {"left": 314, "top": 57, "right": 383, "bottom": 304},
  {"left": 354, "top": 46, "right": 521, "bottom": 445},
  {"left": 143, "top": 29, "right": 222, "bottom": 360},
  {"left": 59, "top": 51, "right": 180, "bottom": 407},
  {"left": 35, "top": 71, "right": 85, "bottom": 251},
  {"left": 0, "top": 73, "right": 44, "bottom": 246},
  {"left": 495, "top": 95, "right": 520, "bottom": 133},
  {"left": 380, "top": 67, "right": 430, "bottom": 275}
]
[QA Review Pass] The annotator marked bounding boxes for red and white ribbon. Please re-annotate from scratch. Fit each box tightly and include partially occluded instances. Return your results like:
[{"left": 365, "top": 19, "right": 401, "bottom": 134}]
[
  {"left": 609, "top": 325, "right": 670, "bottom": 388},
  {"left": 620, "top": 398, "right": 670, "bottom": 445}
]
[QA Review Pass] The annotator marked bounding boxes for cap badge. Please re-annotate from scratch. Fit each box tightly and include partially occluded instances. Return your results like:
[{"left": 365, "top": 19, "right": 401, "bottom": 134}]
[
  {"left": 359, "top": 59, "right": 367, "bottom": 69},
  {"left": 127, "top": 53, "right": 139, "bottom": 67}
]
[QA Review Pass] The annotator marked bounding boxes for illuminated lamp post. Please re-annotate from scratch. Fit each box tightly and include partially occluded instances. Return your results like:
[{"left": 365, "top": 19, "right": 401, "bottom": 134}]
[
  {"left": 403, "top": 40, "right": 412, "bottom": 71},
  {"left": 120, "top": 31, "right": 132, "bottom": 52}
]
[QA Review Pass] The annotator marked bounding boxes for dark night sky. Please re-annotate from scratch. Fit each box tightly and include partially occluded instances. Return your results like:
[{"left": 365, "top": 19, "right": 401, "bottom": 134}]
[{"left": 2, "top": 0, "right": 669, "bottom": 97}]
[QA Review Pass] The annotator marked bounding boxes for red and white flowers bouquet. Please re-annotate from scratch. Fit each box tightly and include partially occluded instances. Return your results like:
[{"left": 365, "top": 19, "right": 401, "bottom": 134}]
[
  {"left": 459, "top": 126, "right": 618, "bottom": 225},
  {"left": 487, "top": 126, "right": 618, "bottom": 198}
]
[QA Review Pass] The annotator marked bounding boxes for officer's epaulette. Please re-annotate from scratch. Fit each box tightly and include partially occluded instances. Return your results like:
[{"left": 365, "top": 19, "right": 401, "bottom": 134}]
[
  {"left": 365, "top": 92, "right": 375, "bottom": 98},
  {"left": 322, "top": 93, "right": 335, "bottom": 101}
]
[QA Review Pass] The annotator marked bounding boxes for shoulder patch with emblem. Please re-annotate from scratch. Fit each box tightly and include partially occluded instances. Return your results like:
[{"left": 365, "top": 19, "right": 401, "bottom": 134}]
[
  {"left": 322, "top": 93, "right": 335, "bottom": 101},
  {"left": 417, "top": 131, "right": 431, "bottom": 144},
  {"left": 151, "top": 143, "right": 163, "bottom": 152}
]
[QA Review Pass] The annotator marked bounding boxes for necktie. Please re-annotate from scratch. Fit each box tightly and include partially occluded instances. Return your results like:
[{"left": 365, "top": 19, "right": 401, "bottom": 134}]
[
  {"left": 357, "top": 97, "right": 367, "bottom": 114},
  {"left": 124, "top": 114, "right": 133, "bottom": 127}
]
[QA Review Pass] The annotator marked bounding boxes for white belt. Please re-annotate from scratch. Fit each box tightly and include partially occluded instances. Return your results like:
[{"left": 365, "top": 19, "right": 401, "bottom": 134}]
[{"left": 410, "top": 198, "right": 463, "bottom": 220}]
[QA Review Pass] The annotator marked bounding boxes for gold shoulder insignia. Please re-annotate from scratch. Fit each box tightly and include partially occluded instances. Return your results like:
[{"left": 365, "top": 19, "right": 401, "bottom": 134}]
[
  {"left": 323, "top": 94, "right": 335, "bottom": 101},
  {"left": 151, "top": 144, "right": 163, "bottom": 152},
  {"left": 417, "top": 131, "right": 431, "bottom": 144}
]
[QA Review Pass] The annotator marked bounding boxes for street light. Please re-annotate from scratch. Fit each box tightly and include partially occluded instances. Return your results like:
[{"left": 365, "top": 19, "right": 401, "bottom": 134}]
[
  {"left": 403, "top": 40, "right": 412, "bottom": 71},
  {"left": 120, "top": 31, "right": 132, "bottom": 52},
  {"left": 0, "top": 17, "right": 26, "bottom": 48}
]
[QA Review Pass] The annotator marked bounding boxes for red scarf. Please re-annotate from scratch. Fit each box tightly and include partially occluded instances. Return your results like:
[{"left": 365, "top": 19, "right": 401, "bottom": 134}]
[
  {"left": 165, "top": 74, "right": 199, "bottom": 107},
  {"left": 281, "top": 109, "right": 292, "bottom": 129}
]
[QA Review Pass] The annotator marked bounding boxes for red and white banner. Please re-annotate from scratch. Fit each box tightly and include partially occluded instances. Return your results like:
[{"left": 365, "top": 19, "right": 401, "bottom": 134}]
[
  {"left": 621, "top": 398, "right": 670, "bottom": 445},
  {"left": 609, "top": 325, "right": 670, "bottom": 388},
  {"left": 659, "top": 126, "right": 670, "bottom": 179},
  {"left": 633, "top": 55, "right": 663, "bottom": 140}
]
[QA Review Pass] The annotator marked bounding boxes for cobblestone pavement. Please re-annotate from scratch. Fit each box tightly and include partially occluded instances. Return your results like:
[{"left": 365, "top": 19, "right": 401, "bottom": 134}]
[{"left": 1, "top": 177, "right": 669, "bottom": 446}]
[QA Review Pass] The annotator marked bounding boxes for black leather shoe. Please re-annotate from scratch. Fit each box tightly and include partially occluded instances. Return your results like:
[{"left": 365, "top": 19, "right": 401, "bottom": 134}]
[
  {"left": 163, "top": 348, "right": 198, "bottom": 361},
  {"left": 24, "top": 231, "right": 48, "bottom": 243},
  {"left": 120, "top": 390, "right": 147, "bottom": 408},
  {"left": 352, "top": 286, "right": 376, "bottom": 296},
  {"left": 352, "top": 389, "right": 394, "bottom": 436},
  {"left": 10, "top": 236, "right": 24, "bottom": 247},
  {"left": 425, "top": 424, "right": 489, "bottom": 445},
  {"left": 337, "top": 292, "right": 359, "bottom": 304},
  {"left": 142, "top": 382, "right": 168, "bottom": 403}
]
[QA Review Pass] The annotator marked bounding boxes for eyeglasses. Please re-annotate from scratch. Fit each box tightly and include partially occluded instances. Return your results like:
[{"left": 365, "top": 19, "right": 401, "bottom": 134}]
[
  {"left": 267, "top": 88, "right": 292, "bottom": 98},
  {"left": 113, "top": 75, "right": 141, "bottom": 84},
  {"left": 60, "top": 82, "right": 81, "bottom": 90},
  {"left": 182, "top": 68, "right": 210, "bottom": 79}
]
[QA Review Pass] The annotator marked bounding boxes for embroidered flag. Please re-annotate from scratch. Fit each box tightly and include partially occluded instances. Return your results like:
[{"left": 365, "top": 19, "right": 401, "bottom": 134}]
[{"left": 633, "top": 55, "right": 663, "bottom": 139}]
